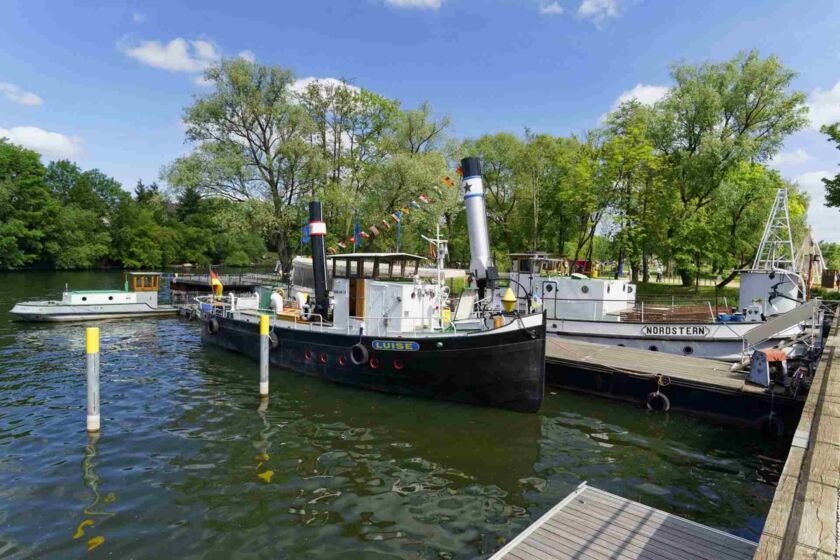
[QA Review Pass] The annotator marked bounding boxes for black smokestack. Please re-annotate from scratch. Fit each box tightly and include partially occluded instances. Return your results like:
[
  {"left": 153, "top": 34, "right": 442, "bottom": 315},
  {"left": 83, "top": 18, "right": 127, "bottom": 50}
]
[{"left": 308, "top": 201, "right": 329, "bottom": 317}]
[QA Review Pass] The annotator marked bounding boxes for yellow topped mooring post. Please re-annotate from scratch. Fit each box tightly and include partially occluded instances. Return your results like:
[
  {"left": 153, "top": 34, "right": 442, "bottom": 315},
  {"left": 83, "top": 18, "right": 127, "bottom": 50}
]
[
  {"left": 85, "top": 327, "right": 101, "bottom": 432},
  {"left": 259, "top": 315, "right": 270, "bottom": 398}
]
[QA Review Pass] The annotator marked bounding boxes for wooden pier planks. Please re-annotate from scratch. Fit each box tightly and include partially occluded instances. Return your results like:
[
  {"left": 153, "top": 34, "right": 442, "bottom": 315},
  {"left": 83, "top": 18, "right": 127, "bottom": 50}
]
[
  {"left": 491, "top": 483, "right": 757, "bottom": 560},
  {"left": 755, "top": 320, "right": 840, "bottom": 559},
  {"left": 544, "top": 337, "right": 746, "bottom": 391}
]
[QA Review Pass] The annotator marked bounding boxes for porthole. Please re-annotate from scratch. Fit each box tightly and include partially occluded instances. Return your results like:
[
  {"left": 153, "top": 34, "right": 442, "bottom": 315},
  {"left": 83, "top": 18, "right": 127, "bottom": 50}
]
[
  {"left": 648, "top": 345, "right": 658, "bottom": 352},
  {"left": 581, "top": 285, "right": 590, "bottom": 294},
  {"left": 338, "top": 356, "right": 347, "bottom": 366},
  {"left": 82, "top": 297, "right": 87, "bottom": 302},
  {"left": 319, "top": 353, "right": 328, "bottom": 364},
  {"left": 304, "top": 349, "right": 313, "bottom": 361},
  {"left": 618, "top": 344, "right": 625, "bottom": 347},
  {"left": 606, "top": 285, "right": 611, "bottom": 294},
  {"left": 108, "top": 296, "right": 113, "bottom": 301},
  {"left": 545, "top": 284, "right": 554, "bottom": 293},
  {"left": 393, "top": 359, "right": 405, "bottom": 371},
  {"left": 683, "top": 346, "right": 694, "bottom": 355},
  {"left": 627, "top": 286, "right": 634, "bottom": 294},
  {"left": 369, "top": 358, "right": 380, "bottom": 369}
]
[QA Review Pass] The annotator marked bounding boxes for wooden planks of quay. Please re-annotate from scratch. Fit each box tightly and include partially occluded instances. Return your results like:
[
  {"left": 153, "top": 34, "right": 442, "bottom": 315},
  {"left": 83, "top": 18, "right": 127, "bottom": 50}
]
[
  {"left": 754, "top": 316, "right": 840, "bottom": 558},
  {"left": 543, "top": 337, "right": 803, "bottom": 430},
  {"left": 545, "top": 337, "right": 745, "bottom": 390},
  {"left": 490, "top": 482, "right": 757, "bottom": 560}
]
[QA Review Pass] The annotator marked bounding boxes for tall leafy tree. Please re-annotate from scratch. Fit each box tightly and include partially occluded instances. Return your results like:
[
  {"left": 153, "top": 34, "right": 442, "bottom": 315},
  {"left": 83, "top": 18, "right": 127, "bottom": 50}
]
[
  {"left": 822, "top": 123, "right": 840, "bottom": 207},
  {"left": 651, "top": 50, "right": 808, "bottom": 284}
]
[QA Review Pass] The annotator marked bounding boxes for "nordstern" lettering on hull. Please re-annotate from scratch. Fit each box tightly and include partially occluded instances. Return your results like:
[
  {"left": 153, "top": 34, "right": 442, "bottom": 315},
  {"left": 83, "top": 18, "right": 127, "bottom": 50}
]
[{"left": 641, "top": 325, "right": 711, "bottom": 337}]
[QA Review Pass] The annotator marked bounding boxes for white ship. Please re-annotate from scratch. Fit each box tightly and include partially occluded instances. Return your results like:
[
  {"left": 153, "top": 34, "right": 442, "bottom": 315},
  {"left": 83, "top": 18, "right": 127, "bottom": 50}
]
[
  {"left": 499, "top": 189, "right": 816, "bottom": 361},
  {"left": 10, "top": 272, "right": 177, "bottom": 322}
]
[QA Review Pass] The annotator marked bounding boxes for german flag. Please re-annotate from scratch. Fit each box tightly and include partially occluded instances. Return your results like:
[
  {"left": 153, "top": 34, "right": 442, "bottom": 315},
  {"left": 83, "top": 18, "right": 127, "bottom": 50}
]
[{"left": 210, "top": 269, "right": 223, "bottom": 299}]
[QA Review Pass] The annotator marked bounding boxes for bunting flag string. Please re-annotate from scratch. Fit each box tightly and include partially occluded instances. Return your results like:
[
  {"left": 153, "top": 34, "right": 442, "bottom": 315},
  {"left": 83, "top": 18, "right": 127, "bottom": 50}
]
[{"left": 325, "top": 174, "right": 458, "bottom": 254}]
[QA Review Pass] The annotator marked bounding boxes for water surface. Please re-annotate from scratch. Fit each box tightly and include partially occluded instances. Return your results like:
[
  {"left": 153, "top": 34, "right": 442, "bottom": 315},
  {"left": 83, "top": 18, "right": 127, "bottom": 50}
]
[{"left": 0, "top": 271, "right": 786, "bottom": 558}]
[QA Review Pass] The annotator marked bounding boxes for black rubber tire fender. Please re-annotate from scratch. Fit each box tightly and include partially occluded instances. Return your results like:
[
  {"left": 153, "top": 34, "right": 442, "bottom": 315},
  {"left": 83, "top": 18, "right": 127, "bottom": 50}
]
[
  {"left": 350, "top": 343, "right": 369, "bottom": 365},
  {"left": 645, "top": 391, "right": 670, "bottom": 412},
  {"left": 269, "top": 330, "right": 279, "bottom": 350}
]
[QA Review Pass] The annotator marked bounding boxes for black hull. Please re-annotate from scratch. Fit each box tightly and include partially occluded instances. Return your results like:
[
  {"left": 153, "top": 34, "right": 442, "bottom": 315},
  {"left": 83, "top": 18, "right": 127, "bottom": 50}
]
[{"left": 201, "top": 315, "right": 546, "bottom": 413}]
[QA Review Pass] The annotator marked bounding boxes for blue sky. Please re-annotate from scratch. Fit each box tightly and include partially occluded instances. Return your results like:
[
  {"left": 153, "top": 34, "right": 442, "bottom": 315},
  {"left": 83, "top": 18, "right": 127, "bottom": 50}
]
[{"left": 2, "top": 0, "right": 840, "bottom": 239}]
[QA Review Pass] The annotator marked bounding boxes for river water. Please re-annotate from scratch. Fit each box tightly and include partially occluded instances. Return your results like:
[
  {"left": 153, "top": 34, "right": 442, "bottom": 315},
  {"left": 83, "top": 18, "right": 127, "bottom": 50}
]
[{"left": 0, "top": 271, "right": 787, "bottom": 558}]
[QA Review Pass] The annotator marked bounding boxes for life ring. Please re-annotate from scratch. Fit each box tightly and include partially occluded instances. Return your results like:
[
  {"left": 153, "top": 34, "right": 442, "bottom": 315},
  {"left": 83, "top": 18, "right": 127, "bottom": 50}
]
[
  {"left": 207, "top": 317, "right": 220, "bottom": 334},
  {"left": 300, "top": 303, "right": 312, "bottom": 322},
  {"left": 760, "top": 414, "right": 785, "bottom": 438},
  {"left": 350, "top": 343, "right": 369, "bottom": 365},
  {"left": 268, "top": 330, "right": 279, "bottom": 350},
  {"left": 645, "top": 391, "right": 670, "bottom": 412}
]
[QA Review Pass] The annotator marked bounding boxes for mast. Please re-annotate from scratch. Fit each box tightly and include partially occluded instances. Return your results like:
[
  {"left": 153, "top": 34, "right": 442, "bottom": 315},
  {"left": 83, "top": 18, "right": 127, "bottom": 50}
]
[{"left": 752, "top": 189, "right": 797, "bottom": 272}]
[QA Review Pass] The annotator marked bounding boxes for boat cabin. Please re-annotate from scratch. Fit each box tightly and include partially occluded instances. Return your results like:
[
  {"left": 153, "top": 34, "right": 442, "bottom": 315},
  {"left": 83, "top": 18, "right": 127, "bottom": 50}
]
[
  {"left": 327, "top": 253, "right": 443, "bottom": 334},
  {"left": 60, "top": 272, "right": 163, "bottom": 306},
  {"left": 508, "top": 252, "right": 564, "bottom": 275},
  {"left": 329, "top": 253, "right": 423, "bottom": 280},
  {"left": 505, "top": 253, "right": 634, "bottom": 322},
  {"left": 128, "top": 272, "right": 162, "bottom": 292}
]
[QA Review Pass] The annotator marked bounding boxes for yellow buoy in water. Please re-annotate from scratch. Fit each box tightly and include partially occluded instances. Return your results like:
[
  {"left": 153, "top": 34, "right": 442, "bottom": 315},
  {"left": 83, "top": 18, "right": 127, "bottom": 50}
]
[{"left": 501, "top": 287, "right": 517, "bottom": 312}]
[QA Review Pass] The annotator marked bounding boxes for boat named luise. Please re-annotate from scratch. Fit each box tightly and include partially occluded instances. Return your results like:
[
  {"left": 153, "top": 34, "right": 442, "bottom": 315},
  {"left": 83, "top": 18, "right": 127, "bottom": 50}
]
[{"left": 197, "top": 158, "right": 547, "bottom": 412}]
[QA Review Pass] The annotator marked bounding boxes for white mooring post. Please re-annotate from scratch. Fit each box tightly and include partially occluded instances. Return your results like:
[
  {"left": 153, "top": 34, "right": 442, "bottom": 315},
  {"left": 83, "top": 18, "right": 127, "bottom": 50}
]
[
  {"left": 259, "top": 315, "right": 269, "bottom": 397},
  {"left": 85, "top": 327, "right": 101, "bottom": 433}
]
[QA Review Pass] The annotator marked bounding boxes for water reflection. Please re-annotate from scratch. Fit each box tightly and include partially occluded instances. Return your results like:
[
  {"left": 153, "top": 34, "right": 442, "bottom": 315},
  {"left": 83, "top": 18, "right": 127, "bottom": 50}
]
[{"left": 0, "top": 271, "right": 784, "bottom": 558}]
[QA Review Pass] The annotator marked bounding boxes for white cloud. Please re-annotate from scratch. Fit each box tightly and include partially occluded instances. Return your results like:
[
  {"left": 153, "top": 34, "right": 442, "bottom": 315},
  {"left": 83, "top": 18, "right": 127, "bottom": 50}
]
[
  {"left": 132, "top": 11, "right": 145, "bottom": 23},
  {"left": 807, "top": 81, "right": 840, "bottom": 130},
  {"left": 577, "top": 0, "right": 620, "bottom": 25},
  {"left": 770, "top": 148, "right": 813, "bottom": 167},
  {"left": 599, "top": 83, "right": 668, "bottom": 122},
  {"left": 0, "top": 126, "right": 83, "bottom": 160},
  {"left": 120, "top": 37, "right": 221, "bottom": 74},
  {"left": 0, "top": 83, "right": 43, "bottom": 106},
  {"left": 794, "top": 170, "right": 840, "bottom": 242},
  {"left": 383, "top": 0, "right": 442, "bottom": 9},
  {"left": 291, "top": 77, "right": 361, "bottom": 95},
  {"left": 238, "top": 50, "right": 256, "bottom": 63},
  {"left": 540, "top": 2, "right": 564, "bottom": 15}
]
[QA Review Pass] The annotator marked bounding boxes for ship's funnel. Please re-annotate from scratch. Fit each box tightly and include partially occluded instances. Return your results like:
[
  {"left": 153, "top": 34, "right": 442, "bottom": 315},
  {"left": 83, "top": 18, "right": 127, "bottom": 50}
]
[
  {"left": 461, "top": 157, "right": 495, "bottom": 298},
  {"left": 308, "top": 201, "right": 330, "bottom": 317}
]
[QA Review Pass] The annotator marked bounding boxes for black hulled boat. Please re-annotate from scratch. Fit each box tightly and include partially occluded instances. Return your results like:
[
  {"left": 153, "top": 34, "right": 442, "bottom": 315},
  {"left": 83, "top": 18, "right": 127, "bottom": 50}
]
[{"left": 197, "top": 158, "right": 546, "bottom": 412}]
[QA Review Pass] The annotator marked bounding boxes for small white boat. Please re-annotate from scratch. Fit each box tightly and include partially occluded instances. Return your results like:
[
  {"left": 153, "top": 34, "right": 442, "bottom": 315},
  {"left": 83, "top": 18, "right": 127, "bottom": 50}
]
[{"left": 10, "top": 272, "right": 177, "bottom": 322}]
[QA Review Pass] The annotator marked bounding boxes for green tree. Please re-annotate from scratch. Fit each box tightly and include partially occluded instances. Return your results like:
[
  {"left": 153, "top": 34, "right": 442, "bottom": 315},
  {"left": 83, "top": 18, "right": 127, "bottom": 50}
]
[
  {"left": 0, "top": 140, "right": 55, "bottom": 268},
  {"left": 822, "top": 123, "right": 840, "bottom": 207},
  {"left": 650, "top": 50, "right": 808, "bottom": 284}
]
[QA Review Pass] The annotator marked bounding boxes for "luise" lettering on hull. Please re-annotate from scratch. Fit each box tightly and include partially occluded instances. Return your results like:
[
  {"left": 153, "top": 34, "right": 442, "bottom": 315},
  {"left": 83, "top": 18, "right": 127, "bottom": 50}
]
[{"left": 372, "top": 340, "right": 420, "bottom": 351}]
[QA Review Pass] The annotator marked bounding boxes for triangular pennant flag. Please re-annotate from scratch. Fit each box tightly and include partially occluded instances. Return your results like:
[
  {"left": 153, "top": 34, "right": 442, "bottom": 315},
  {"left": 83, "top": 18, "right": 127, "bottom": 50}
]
[
  {"left": 338, "top": 241, "right": 347, "bottom": 249},
  {"left": 391, "top": 212, "right": 401, "bottom": 223},
  {"left": 410, "top": 200, "right": 421, "bottom": 210},
  {"left": 370, "top": 225, "right": 380, "bottom": 236},
  {"left": 328, "top": 247, "right": 337, "bottom": 254},
  {"left": 359, "top": 231, "right": 370, "bottom": 239},
  {"left": 419, "top": 194, "right": 430, "bottom": 204},
  {"left": 381, "top": 219, "right": 391, "bottom": 230}
]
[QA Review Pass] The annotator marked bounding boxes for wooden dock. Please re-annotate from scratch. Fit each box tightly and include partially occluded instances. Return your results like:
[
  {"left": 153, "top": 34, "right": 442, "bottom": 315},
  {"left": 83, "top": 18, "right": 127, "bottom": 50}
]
[
  {"left": 490, "top": 482, "right": 757, "bottom": 560},
  {"left": 544, "top": 338, "right": 804, "bottom": 431},
  {"left": 755, "top": 316, "right": 840, "bottom": 558}
]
